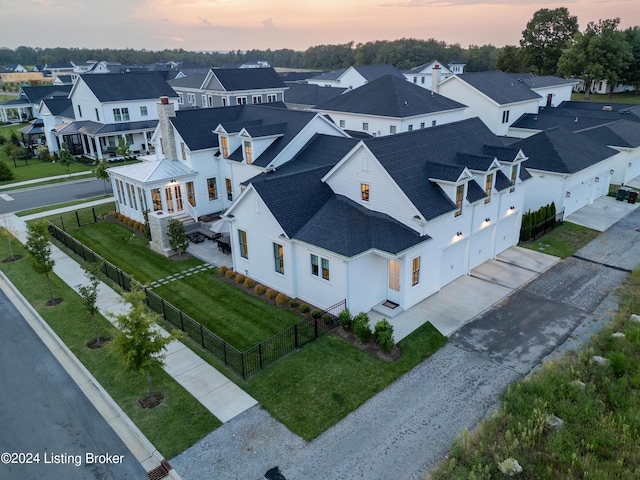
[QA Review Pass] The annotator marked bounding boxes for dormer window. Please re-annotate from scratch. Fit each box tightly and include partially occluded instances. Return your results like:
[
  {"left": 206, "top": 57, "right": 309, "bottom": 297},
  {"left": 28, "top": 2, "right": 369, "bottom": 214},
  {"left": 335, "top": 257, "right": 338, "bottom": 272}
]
[
  {"left": 244, "top": 141, "right": 253, "bottom": 164},
  {"left": 510, "top": 165, "right": 517, "bottom": 193},
  {"left": 220, "top": 136, "right": 229, "bottom": 158},
  {"left": 455, "top": 184, "right": 464, "bottom": 217},
  {"left": 361, "top": 183, "right": 370, "bottom": 202},
  {"left": 484, "top": 173, "right": 493, "bottom": 204}
]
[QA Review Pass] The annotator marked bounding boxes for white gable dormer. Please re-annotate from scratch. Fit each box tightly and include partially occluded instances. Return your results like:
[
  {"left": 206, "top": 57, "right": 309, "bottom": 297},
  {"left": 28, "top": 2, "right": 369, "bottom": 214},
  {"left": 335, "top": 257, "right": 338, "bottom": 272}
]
[
  {"left": 214, "top": 124, "right": 243, "bottom": 159},
  {"left": 238, "top": 125, "right": 285, "bottom": 165},
  {"left": 428, "top": 167, "right": 474, "bottom": 217}
]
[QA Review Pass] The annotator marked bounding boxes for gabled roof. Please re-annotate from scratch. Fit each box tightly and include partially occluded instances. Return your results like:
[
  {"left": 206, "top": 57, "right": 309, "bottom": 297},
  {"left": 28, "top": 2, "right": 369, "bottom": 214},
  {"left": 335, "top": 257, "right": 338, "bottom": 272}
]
[
  {"left": 511, "top": 128, "right": 617, "bottom": 174},
  {"left": 454, "top": 152, "right": 499, "bottom": 172},
  {"left": 171, "top": 105, "right": 246, "bottom": 151},
  {"left": 575, "top": 120, "right": 640, "bottom": 149},
  {"left": 425, "top": 161, "right": 469, "bottom": 183},
  {"left": 41, "top": 97, "right": 74, "bottom": 118},
  {"left": 55, "top": 119, "right": 158, "bottom": 136},
  {"left": 169, "top": 73, "right": 207, "bottom": 89},
  {"left": 295, "top": 195, "right": 428, "bottom": 257},
  {"left": 504, "top": 73, "right": 578, "bottom": 89},
  {"left": 453, "top": 71, "right": 541, "bottom": 105},
  {"left": 494, "top": 170, "right": 512, "bottom": 191},
  {"left": 77, "top": 72, "right": 177, "bottom": 102},
  {"left": 314, "top": 75, "right": 466, "bottom": 118},
  {"left": 20, "top": 85, "right": 72, "bottom": 104},
  {"left": 284, "top": 83, "right": 348, "bottom": 106},
  {"left": 241, "top": 122, "right": 287, "bottom": 138},
  {"left": 466, "top": 180, "right": 487, "bottom": 203},
  {"left": 108, "top": 158, "right": 195, "bottom": 183},
  {"left": 405, "top": 60, "right": 453, "bottom": 75},
  {"left": 308, "top": 68, "right": 348, "bottom": 82},
  {"left": 207, "top": 67, "right": 285, "bottom": 91},
  {"left": 351, "top": 64, "right": 405, "bottom": 82}
]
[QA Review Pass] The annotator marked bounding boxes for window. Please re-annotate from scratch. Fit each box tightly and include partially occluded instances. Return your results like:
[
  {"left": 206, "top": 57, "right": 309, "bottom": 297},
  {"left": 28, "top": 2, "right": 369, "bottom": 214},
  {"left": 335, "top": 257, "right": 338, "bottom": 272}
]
[
  {"left": 78, "top": 105, "right": 82, "bottom": 118},
  {"left": 361, "top": 183, "right": 370, "bottom": 202},
  {"left": 421, "top": 77, "right": 425, "bottom": 84},
  {"left": 252, "top": 95, "right": 262, "bottom": 104},
  {"left": 140, "top": 106, "right": 148, "bottom": 116},
  {"left": 362, "top": 122, "right": 368, "bottom": 131},
  {"left": 390, "top": 125, "right": 397, "bottom": 134},
  {"left": 178, "top": 92, "right": 183, "bottom": 104},
  {"left": 181, "top": 142, "right": 186, "bottom": 160},
  {"left": 413, "top": 76, "right": 417, "bottom": 83},
  {"left": 236, "top": 96, "right": 247, "bottom": 105},
  {"left": 95, "top": 108, "right": 99, "bottom": 121},
  {"left": 115, "top": 179, "right": 124, "bottom": 204},
  {"left": 186, "top": 181, "right": 196, "bottom": 206},
  {"left": 165, "top": 186, "right": 174, "bottom": 213},
  {"left": 510, "top": 165, "right": 517, "bottom": 193},
  {"left": 321, "top": 258, "right": 330, "bottom": 280},
  {"left": 455, "top": 184, "right": 464, "bottom": 217},
  {"left": 127, "top": 183, "right": 137, "bottom": 210},
  {"left": 339, "top": 120, "right": 345, "bottom": 128},
  {"left": 202, "top": 94, "right": 207, "bottom": 106},
  {"left": 113, "top": 108, "right": 129, "bottom": 122},
  {"left": 220, "top": 136, "right": 229, "bottom": 158},
  {"left": 244, "top": 141, "right": 253, "bottom": 164},
  {"left": 222, "top": 97, "right": 227, "bottom": 106},
  {"left": 226, "top": 178, "right": 233, "bottom": 201},
  {"left": 125, "top": 134, "right": 133, "bottom": 145},
  {"left": 311, "top": 254, "right": 319, "bottom": 276},
  {"left": 484, "top": 173, "right": 493, "bottom": 204},
  {"left": 408, "top": 124, "right": 413, "bottom": 131},
  {"left": 412, "top": 257, "right": 421, "bottom": 286},
  {"left": 273, "top": 243, "right": 284, "bottom": 274},
  {"left": 151, "top": 188, "right": 162, "bottom": 211},
  {"left": 207, "top": 177, "right": 217, "bottom": 201},
  {"left": 420, "top": 122, "right": 425, "bottom": 129},
  {"left": 238, "top": 230, "right": 248, "bottom": 258},
  {"left": 187, "top": 93, "right": 195, "bottom": 106},
  {"left": 267, "top": 94, "right": 277, "bottom": 102},
  {"left": 502, "top": 110, "right": 510, "bottom": 124},
  {"left": 431, "top": 120, "right": 437, "bottom": 127},
  {"left": 138, "top": 187, "right": 148, "bottom": 211},
  {"left": 208, "top": 95, "right": 213, "bottom": 107}
]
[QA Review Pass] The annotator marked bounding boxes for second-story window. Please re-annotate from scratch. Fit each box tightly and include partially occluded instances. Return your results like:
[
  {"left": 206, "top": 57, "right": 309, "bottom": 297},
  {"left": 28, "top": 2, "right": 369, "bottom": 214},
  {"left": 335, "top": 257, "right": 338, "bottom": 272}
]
[
  {"left": 502, "top": 110, "right": 510, "bottom": 124},
  {"left": 484, "top": 173, "right": 493, "bottom": 204},
  {"left": 238, "top": 230, "right": 248, "bottom": 259},
  {"left": 455, "top": 184, "right": 464, "bottom": 217},
  {"left": 78, "top": 105, "right": 82, "bottom": 118},
  {"left": 390, "top": 125, "right": 397, "bottom": 134},
  {"left": 267, "top": 94, "right": 277, "bottom": 102},
  {"left": 113, "top": 107, "right": 129, "bottom": 122},
  {"left": 273, "top": 243, "right": 284, "bottom": 274},
  {"left": 181, "top": 142, "right": 186, "bottom": 160},
  {"left": 140, "top": 106, "right": 148, "bottom": 116},
  {"left": 361, "top": 183, "right": 370, "bottom": 202},
  {"left": 244, "top": 141, "right": 253, "bottom": 164},
  {"left": 510, "top": 165, "right": 517, "bottom": 193},
  {"left": 220, "top": 136, "right": 229, "bottom": 158}
]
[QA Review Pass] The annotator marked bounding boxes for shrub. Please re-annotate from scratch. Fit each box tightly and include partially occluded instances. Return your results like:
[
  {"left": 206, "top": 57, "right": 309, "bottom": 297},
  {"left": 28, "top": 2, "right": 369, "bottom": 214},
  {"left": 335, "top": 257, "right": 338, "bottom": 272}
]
[
  {"left": 374, "top": 319, "right": 394, "bottom": 342},
  {"left": 338, "top": 308, "right": 353, "bottom": 331},
  {"left": 234, "top": 273, "right": 246, "bottom": 284},
  {"left": 289, "top": 299, "right": 300, "bottom": 309},
  {"left": 0, "top": 159, "right": 14, "bottom": 181},
  {"left": 225, "top": 269, "right": 236, "bottom": 280},
  {"left": 133, "top": 221, "right": 143, "bottom": 232},
  {"left": 300, "top": 304, "right": 310, "bottom": 314},
  {"left": 353, "top": 312, "right": 372, "bottom": 343},
  {"left": 608, "top": 351, "right": 630, "bottom": 377},
  {"left": 311, "top": 309, "right": 322, "bottom": 319},
  {"left": 218, "top": 265, "right": 229, "bottom": 276},
  {"left": 265, "top": 288, "right": 278, "bottom": 300},
  {"left": 254, "top": 284, "right": 267, "bottom": 295},
  {"left": 323, "top": 314, "right": 334, "bottom": 326},
  {"left": 243, "top": 277, "right": 256, "bottom": 289},
  {"left": 275, "top": 293, "right": 289, "bottom": 305},
  {"left": 377, "top": 330, "right": 395, "bottom": 353}
]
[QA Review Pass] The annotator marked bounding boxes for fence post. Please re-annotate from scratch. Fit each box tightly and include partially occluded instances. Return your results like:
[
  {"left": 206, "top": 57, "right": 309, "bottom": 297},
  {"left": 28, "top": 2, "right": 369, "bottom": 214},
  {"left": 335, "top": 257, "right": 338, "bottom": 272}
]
[
  {"left": 75, "top": 211, "right": 80, "bottom": 227},
  {"left": 223, "top": 341, "right": 227, "bottom": 365},
  {"left": 259, "top": 344, "right": 263, "bottom": 369},
  {"left": 160, "top": 298, "right": 166, "bottom": 318},
  {"left": 179, "top": 311, "right": 184, "bottom": 331},
  {"left": 92, "top": 207, "right": 97, "bottom": 223},
  {"left": 314, "top": 318, "right": 318, "bottom": 339},
  {"left": 294, "top": 324, "right": 299, "bottom": 349},
  {"left": 200, "top": 324, "right": 205, "bottom": 348}
]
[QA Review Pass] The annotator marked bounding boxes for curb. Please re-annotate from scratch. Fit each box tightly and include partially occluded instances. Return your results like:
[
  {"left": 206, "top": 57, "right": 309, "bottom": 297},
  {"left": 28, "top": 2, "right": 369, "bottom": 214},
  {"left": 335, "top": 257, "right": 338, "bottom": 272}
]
[{"left": 0, "top": 270, "right": 182, "bottom": 480}]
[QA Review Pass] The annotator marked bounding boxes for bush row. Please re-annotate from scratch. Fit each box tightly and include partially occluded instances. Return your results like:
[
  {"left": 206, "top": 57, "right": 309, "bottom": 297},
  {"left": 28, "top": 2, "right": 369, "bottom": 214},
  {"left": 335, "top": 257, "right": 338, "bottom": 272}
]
[
  {"left": 339, "top": 309, "right": 395, "bottom": 353},
  {"left": 112, "top": 211, "right": 146, "bottom": 235}
]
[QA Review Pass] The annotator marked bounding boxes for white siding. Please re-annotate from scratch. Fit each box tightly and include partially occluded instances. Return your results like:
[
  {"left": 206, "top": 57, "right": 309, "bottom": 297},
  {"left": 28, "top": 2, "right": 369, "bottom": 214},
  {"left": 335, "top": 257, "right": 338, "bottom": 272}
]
[
  {"left": 294, "top": 243, "right": 348, "bottom": 310},
  {"left": 611, "top": 149, "right": 640, "bottom": 185}
]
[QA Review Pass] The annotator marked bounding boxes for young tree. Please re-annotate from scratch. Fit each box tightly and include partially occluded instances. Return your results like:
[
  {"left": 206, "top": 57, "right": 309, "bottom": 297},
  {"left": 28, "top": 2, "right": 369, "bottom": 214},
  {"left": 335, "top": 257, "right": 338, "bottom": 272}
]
[
  {"left": 0, "top": 158, "right": 14, "bottom": 181},
  {"left": 167, "top": 218, "right": 189, "bottom": 256},
  {"left": 94, "top": 159, "right": 110, "bottom": 195},
  {"left": 26, "top": 220, "right": 58, "bottom": 305},
  {"left": 520, "top": 7, "right": 579, "bottom": 75},
  {"left": 76, "top": 261, "right": 105, "bottom": 347},
  {"left": 115, "top": 137, "right": 131, "bottom": 159},
  {"left": 0, "top": 214, "right": 21, "bottom": 261},
  {"left": 109, "top": 286, "right": 182, "bottom": 406},
  {"left": 58, "top": 144, "right": 74, "bottom": 177}
]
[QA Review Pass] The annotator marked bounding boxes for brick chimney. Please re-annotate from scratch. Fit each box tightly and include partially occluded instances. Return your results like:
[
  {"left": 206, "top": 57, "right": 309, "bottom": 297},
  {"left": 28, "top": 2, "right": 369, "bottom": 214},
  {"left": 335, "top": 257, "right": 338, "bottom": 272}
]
[
  {"left": 431, "top": 64, "right": 441, "bottom": 93},
  {"left": 157, "top": 96, "right": 177, "bottom": 160}
]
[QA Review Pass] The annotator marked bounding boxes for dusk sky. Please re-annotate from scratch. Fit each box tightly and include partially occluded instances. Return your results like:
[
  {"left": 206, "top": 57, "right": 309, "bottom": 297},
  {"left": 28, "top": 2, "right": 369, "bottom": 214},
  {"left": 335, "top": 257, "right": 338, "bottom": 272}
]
[{"left": 2, "top": 1, "right": 638, "bottom": 52}]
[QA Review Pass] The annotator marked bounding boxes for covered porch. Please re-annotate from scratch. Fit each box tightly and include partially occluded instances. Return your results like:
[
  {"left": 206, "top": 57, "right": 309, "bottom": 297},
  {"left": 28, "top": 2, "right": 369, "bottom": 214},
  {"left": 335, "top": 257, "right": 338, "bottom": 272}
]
[{"left": 0, "top": 98, "right": 33, "bottom": 123}]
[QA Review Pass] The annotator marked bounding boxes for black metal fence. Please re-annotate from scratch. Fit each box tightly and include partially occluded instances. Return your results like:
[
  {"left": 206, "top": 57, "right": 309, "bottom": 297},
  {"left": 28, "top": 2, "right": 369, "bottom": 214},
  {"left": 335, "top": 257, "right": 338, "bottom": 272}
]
[
  {"left": 48, "top": 222, "right": 344, "bottom": 378},
  {"left": 49, "top": 206, "right": 101, "bottom": 230},
  {"left": 519, "top": 209, "right": 565, "bottom": 243}
]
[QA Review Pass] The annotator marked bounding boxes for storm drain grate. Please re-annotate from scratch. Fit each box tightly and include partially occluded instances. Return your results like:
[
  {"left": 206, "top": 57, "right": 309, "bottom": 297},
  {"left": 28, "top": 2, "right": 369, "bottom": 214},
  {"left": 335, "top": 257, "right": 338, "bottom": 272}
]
[{"left": 146, "top": 462, "right": 169, "bottom": 480}]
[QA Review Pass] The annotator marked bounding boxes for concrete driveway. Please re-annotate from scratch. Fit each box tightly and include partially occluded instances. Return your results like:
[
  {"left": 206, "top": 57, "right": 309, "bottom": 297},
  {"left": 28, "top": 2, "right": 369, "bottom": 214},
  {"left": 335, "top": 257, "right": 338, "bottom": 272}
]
[{"left": 565, "top": 195, "right": 639, "bottom": 232}]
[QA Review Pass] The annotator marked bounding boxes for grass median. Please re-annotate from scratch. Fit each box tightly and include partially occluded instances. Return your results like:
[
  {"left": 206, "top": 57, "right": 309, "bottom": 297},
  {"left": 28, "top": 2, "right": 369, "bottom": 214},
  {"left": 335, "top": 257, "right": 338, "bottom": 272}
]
[
  {"left": 0, "top": 235, "right": 221, "bottom": 459},
  {"left": 519, "top": 222, "right": 599, "bottom": 258}
]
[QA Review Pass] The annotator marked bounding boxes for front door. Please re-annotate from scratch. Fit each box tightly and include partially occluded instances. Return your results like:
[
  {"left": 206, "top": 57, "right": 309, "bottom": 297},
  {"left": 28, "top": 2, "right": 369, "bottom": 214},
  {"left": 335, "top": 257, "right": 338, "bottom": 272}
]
[
  {"left": 388, "top": 259, "right": 401, "bottom": 304},
  {"left": 164, "top": 185, "right": 185, "bottom": 214}
]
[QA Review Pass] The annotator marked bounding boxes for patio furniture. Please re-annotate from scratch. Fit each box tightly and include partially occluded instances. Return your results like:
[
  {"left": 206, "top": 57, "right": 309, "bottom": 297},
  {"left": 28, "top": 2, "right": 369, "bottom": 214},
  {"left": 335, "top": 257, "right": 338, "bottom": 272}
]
[
  {"left": 216, "top": 239, "right": 231, "bottom": 254},
  {"left": 188, "top": 232, "right": 205, "bottom": 244}
]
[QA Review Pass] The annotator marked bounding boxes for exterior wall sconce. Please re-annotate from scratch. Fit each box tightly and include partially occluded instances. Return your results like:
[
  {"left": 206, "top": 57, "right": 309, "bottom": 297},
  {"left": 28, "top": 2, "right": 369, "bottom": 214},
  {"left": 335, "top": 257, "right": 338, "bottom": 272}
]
[
  {"left": 510, "top": 206, "right": 515, "bottom": 210},
  {"left": 485, "top": 218, "right": 490, "bottom": 223},
  {"left": 566, "top": 191, "right": 571, "bottom": 198},
  {"left": 610, "top": 169, "right": 614, "bottom": 175},
  {"left": 595, "top": 177, "right": 599, "bottom": 183},
  {"left": 456, "top": 231, "right": 463, "bottom": 237}
]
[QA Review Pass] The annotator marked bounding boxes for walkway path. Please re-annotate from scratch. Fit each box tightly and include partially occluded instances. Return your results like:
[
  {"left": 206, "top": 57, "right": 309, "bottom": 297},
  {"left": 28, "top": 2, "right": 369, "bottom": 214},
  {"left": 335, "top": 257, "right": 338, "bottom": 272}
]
[
  {"left": 147, "top": 263, "right": 216, "bottom": 289},
  {"left": 8, "top": 205, "right": 257, "bottom": 423}
]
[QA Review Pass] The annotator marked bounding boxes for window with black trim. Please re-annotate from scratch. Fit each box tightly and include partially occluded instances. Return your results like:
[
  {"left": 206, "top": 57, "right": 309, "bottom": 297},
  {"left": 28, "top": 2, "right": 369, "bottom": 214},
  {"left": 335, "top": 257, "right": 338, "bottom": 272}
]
[
  {"left": 455, "top": 184, "right": 464, "bottom": 217},
  {"left": 238, "top": 230, "right": 248, "bottom": 258},
  {"left": 412, "top": 256, "right": 421, "bottom": 286},
  {"left": 273, "top": 243, "right": 284, "bottom": 274},
  {"left": 361, "top": 183, "right": 370, "bottom": 202}
]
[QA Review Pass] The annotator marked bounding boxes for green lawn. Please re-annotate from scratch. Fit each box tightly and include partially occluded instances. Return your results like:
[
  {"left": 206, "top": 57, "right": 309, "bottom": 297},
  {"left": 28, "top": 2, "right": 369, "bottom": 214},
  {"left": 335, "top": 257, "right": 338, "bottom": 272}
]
[
  {"left": 571, "top": 91, "right": 640, "bottom": 105},
  {"left": 245, "top": 322, "right": 447, "bottom": 441},
  {"left": 15, "top": 196, "right": 113, "bottom": 217},
  {"left": 0, "top": 235, "right": 221, "bottom": 459},
  {"left": 0, "top": 156, "right": 96, "bottom": 187},
  {"left": 519, "top": 222, "right": 600, "bottom": 258},
  {"left": 428, "top": 268, "right": 640, "bottom": 480}
]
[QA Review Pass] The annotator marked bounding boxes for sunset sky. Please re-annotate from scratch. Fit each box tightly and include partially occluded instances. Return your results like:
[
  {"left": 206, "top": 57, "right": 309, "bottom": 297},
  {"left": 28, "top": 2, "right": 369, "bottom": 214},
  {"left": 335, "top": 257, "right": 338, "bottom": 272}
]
[{"left": 2, "top": 1, "right": 638, "bottom": 52}]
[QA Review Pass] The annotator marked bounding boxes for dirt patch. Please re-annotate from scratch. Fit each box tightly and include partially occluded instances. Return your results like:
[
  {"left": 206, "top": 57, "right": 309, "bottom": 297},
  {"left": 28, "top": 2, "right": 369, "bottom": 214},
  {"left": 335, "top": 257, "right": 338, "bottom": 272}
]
[
  {"left": 45, "top": 298, "right": 64, "bottom": 307},
  {"left": 169, "top": 252, "right": 194, "bottom": 261},
  {"left": 2, "top": 255, "right": 23, "bottom": 263},
  {"left": 332, "top": 326, "right": 402, "bottom": 361},
  {"left": 86, "top": 337, "right": 112, "bottom": 349},
  {"left": 138, "top": 392, "right": 164, "bottom": 409}
]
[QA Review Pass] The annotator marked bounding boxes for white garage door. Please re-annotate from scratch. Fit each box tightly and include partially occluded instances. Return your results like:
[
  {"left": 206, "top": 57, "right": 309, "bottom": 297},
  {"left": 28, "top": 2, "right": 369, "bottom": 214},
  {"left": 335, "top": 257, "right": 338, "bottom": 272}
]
[
  {"left": 440, "top": 239, "right": 467, "bottom": 287},
  {"left": 469, "top": 226, "right": 494, "bottom": 270},
  {"left": 495, "top": 215, "right": 517, "bottom": 255},
  {"left": 565, "top": 181, "right": 592, "bottom": 216}
]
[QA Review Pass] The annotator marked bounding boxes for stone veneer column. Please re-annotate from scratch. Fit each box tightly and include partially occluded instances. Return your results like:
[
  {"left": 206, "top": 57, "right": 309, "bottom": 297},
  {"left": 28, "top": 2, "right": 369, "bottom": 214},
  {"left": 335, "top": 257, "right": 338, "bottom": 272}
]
[{"left": 148, "top": 211, "right": 173, "bottom": 257}]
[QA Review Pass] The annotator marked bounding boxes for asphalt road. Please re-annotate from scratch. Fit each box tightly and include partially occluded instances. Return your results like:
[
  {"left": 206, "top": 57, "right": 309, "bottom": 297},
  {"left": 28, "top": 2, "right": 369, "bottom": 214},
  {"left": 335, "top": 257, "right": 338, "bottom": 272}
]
[
  {"left": 0, "top": 178, "right": 112, "bottom": 214},
  {"left": 0, "top": 288, "right": 146, "bottom": 480},
  {"left": 172, "top": 207, "right": 640, "bottom": 480}
]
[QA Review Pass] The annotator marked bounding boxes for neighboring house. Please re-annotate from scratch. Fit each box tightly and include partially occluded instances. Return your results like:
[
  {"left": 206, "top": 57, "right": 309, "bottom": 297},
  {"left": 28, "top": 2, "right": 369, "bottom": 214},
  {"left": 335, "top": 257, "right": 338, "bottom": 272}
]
[
  {"left": 108, "top": 100, "right": 350, "bottom": 224},
  {"left": 573, "top": 78, "right": 634, "bottom": 95},
  {"left": 223, "top": 117, "right": 528, "bottom": 314},
  {"left": 42, "top": 63, "right": 75, "bottom": 78},
  {"left": 52, "top": 72, "right": 178, "bottom": 158},
  {"left": 503, "top": 73, "right": 578, "bottom": 108},
  {"left": 170, "top": 67, "right": 287, "bottom": 109},
  {"left": 312, "top": 74, "right": 467, "bottom": 136},
  {"left": 52, "top": 75, "right": 76, "bottom": 86},
  {"left": 437, "top": 71, "right": 541, "bottom": 136},
  {"left": 38, "top": 97, "right": 75, "bottom": 154},
  {"left": 403, "top": 60, "right": 464, "bottom": 89},
  {"left": 5, "top": 64, "right": 28, "bottom": 72},
  {"left": 306, "top": 64, "right": 405, "bottom": 90},
  {"left": 510, "top": 128, "right": 617, "bottom": 216},
  {"left": 0, "top": 84, "right": 71, "bottom": 123},
  {"left": 284, "top": 83, "right": 348, "bottom": 110}
]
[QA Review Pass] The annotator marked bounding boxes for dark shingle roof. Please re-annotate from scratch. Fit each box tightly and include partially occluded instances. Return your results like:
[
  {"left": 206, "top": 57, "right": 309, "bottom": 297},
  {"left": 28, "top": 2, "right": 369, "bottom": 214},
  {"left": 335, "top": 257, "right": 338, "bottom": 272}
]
[
  {"left": 504, "top": 73, "right": 577, "bottom": 89},
  {"left": 41, "top": 98, "right": 74, "bottom": 118},
  {"left": 243, "top": 123, "right": 287, "bottom": 138},
  {"left": 171, "top": 105, "right": 245, "bottom": 151},
  {"left": 295, "top": 195, "right": 428, "bottom": 257},
  {"left": 284, "top": 83, "right": 347, "bottom": 107},
  {"left": 466, "top": 180, "right": 487, "bottom": 203},
  {"left": 314, "top": 75, "right": 466, "bottom": 117},
  {"left": 575, "top": 120, "right": 640, "bottom": 148},
  {"left": 21, "top": 85, "right": 72, "bottom": 104},
  {"left": 79, "top": 73, "right": 177, "bottom": 102},
  {"left": 352, "top": 65, "right": 405, "bottom": 82},
  {"left": 169, "top": 73, "right": 206, "bottom": 89},
  {"left": 209, "top": 68, "right": 285, "bottom": 91},
  {"left": 456, "top": 71, "right": 541, "bottom": 105},
  {"left": 511, "top": 128, "right": 617, "bottom": 174},
  {"left": 494, "top": 170, "right": 512, "bottom": 191}
]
